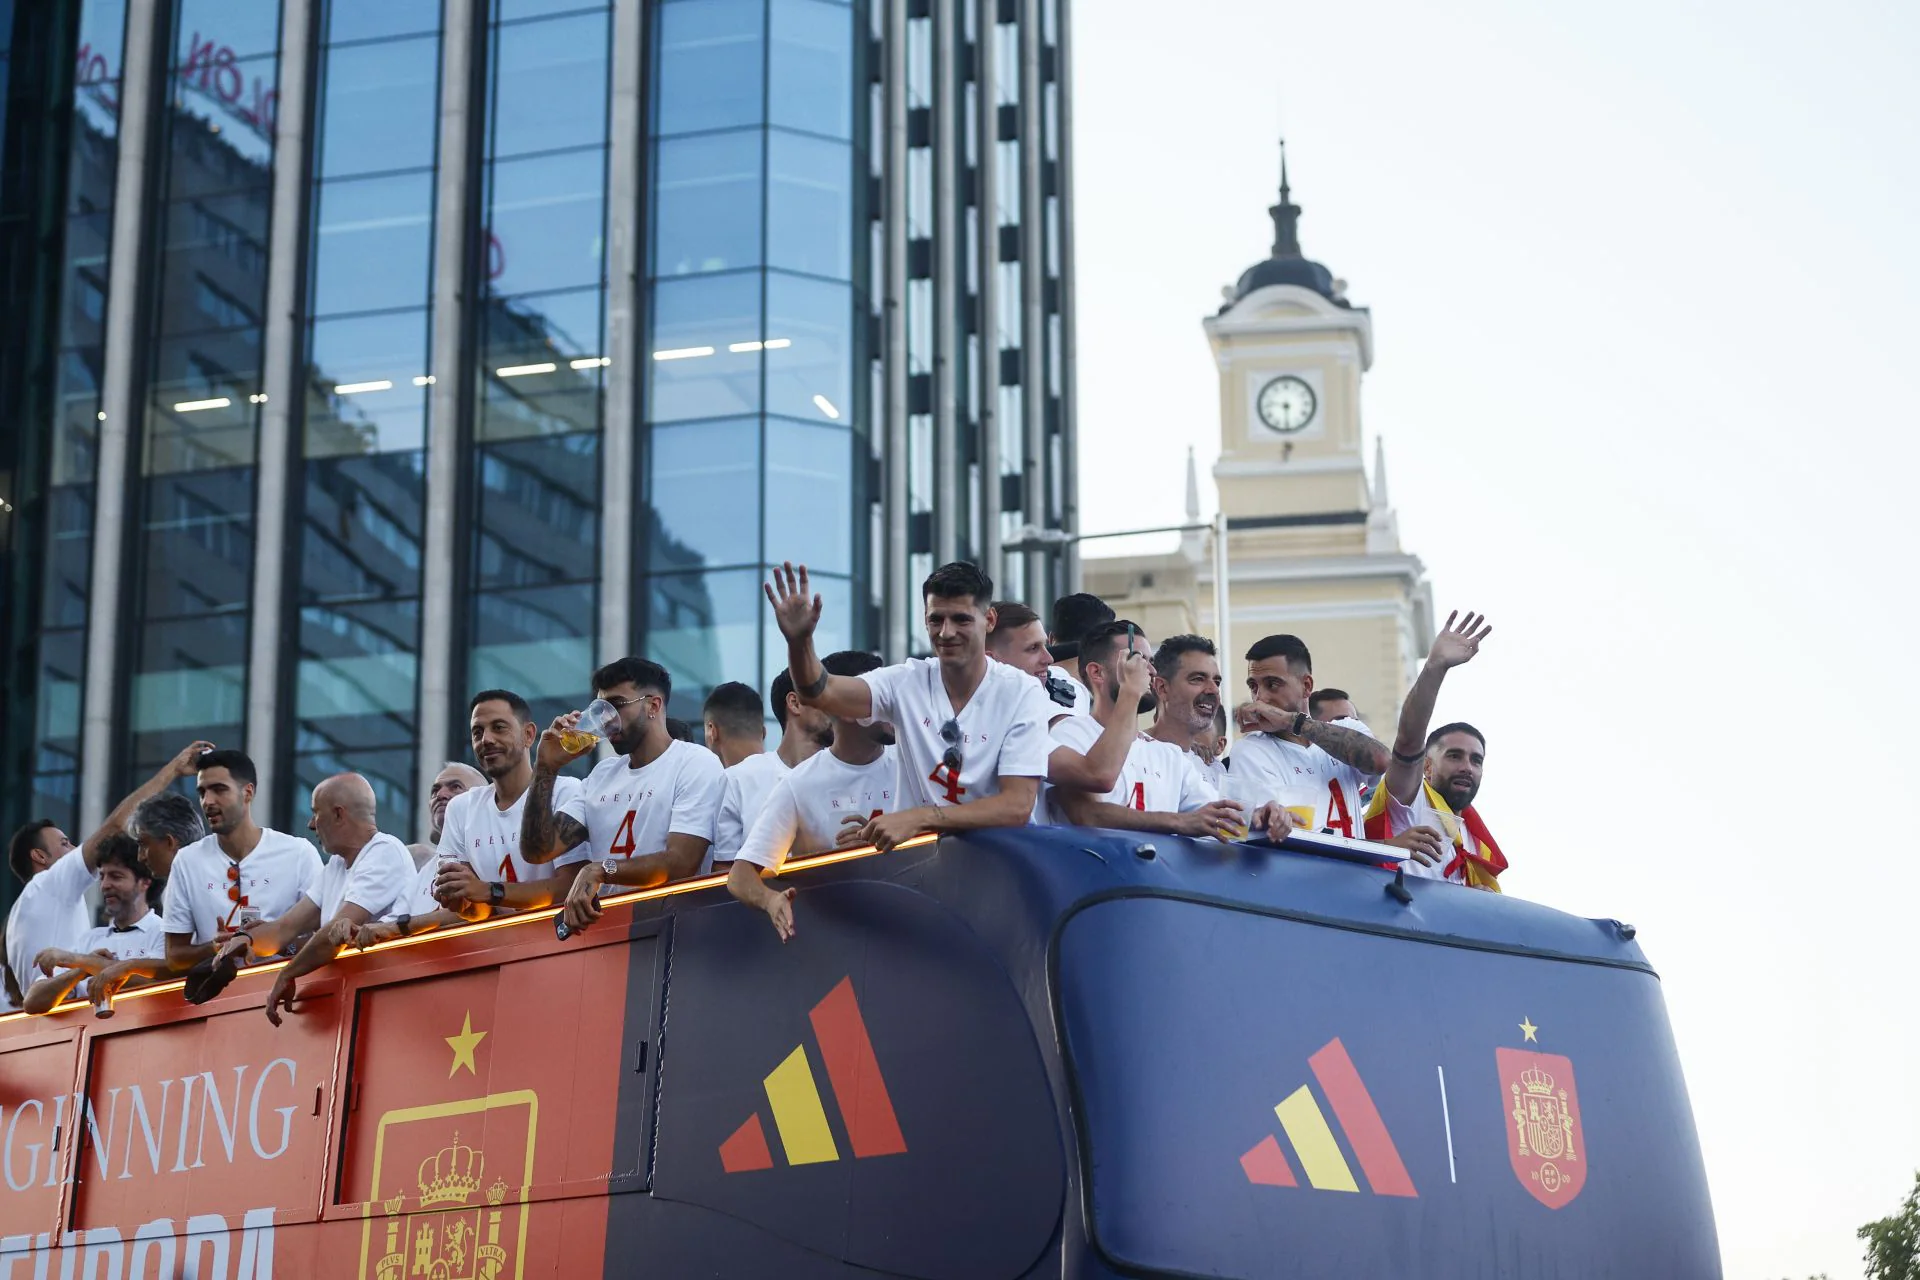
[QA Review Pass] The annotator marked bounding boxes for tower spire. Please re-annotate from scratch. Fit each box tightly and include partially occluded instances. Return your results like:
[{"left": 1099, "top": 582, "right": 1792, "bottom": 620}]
[
  {"left": 1269, "top": 138, "right": 1303, "bottom": 259},
  {"left": 1185, "top": 445, "right": 1201, "bottom": 522}
]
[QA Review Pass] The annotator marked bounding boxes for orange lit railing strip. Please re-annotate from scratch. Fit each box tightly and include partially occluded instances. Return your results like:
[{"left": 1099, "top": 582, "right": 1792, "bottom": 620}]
[{"left": 3, "top": 833, "right": 936, "bottom": 1023}]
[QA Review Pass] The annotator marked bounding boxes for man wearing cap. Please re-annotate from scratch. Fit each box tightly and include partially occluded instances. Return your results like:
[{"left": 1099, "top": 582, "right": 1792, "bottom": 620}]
[{"left": 1045, "top": 593, "right": 1115, "bottom": 719}]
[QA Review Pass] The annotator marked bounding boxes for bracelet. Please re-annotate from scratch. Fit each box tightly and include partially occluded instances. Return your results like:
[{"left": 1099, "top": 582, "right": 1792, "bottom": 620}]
[
  {"left": 1391, "top": 747, "right": 1426, "bottom": 765},
  {"left": 1291, "top": 712, "right": 1308, "bottom": 737}
]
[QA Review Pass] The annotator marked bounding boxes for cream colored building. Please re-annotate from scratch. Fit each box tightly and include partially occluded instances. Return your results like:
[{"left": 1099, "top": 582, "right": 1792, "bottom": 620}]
[{"left": 1082, "top": 149, "right": 1435, "bottom": 734}]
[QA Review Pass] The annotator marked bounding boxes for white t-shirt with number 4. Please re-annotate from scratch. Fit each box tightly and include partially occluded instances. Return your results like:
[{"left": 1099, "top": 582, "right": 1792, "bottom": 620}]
[
  {"left": 856, "top": 657, "right": 1054, "bottom": 811},
  {"left": 1223, "top": 734, "right": 1377, "bottom": 839},
  {"left": 1042, "top": 718, "right": 1218, "bottom": 824},
  {"left": 734, "top": 748, "right": 901, "bottom": 872},
  {"left": 558, "top": 740, "right": 726, "bottom": 864},
  {"left": 442, "top": 778, "right": 586, "bottom": 884}
]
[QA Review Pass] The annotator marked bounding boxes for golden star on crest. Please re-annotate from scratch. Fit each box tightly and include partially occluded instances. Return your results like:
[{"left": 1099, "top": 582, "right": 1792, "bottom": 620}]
[
  {"left": 446, "top": 1011, "right": 488, "bottom": 1077},
  {"left": 1519, "top": 1016, "right": 1539, "bottom": 1043}
]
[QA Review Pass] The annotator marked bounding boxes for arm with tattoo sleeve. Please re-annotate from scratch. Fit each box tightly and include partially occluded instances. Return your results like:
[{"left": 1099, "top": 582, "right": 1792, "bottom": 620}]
[
  {"left": 1293, "top": 717, "right": 1392, "bottom": 776},
  {"left": 520, "top": 766, "right": 590, "bottom": 864}
]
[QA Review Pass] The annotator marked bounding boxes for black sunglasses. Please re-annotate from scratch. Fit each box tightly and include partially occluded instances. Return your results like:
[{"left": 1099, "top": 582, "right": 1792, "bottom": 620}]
[{"left": 939, "top": 718, "right": 963, "bottom": 773}]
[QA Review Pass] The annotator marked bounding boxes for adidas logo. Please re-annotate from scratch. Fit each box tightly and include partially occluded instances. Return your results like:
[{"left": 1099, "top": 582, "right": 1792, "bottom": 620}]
[
  {"left": 719, "top": 977, "right": 908, "bottom": 1173},
  {"left": 1239, "top": 1037, "right": 1416, "bottom": 1197}
]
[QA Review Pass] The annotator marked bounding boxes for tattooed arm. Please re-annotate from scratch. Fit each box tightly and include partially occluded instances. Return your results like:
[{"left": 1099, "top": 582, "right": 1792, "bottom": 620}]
[
  {"left": 1242, "top": 700, "right": 1392, "bottom": 776},
  {"left": 520, "top": 733, "right": 591, "bottom": 865}
]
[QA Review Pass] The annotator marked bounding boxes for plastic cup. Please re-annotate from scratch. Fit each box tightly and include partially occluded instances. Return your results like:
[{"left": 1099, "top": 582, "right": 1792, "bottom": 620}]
[{"left": 559, "top": 699, "right": 622, "bottom": 754}]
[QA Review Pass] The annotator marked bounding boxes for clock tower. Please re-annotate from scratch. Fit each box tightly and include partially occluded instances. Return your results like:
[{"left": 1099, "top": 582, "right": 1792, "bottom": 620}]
[{"left": 1082, "top": 141, "right": 1436, "bottom": 734}]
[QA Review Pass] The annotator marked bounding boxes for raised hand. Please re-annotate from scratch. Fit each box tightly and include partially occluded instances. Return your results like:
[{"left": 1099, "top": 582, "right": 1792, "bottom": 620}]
[
  {"left": 764, "top": 562, "right": 823, "bottom": 642},
  {"left": 169, "top": 740, "right": 217, "bottom": 779},
  {"left": 1427, "top": 611, "right": 1493, "bottom": 671},
  {"left": 537, "top": 711, "right": 590, "bottom": 773},
  {"left": 1238, "top": 701, "right": 1293, "bottom": 737},
  {"left": 1115, "top": 643, "right": 1152, "bottom": 709}
]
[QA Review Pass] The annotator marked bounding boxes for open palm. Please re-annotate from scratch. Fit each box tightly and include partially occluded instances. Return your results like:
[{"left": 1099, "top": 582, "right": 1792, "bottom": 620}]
[
  {"left": 764, "top": 561, "right": 823, "bottom": 640},
  {"left": 1428, "top": 610, "right": 1492, "bottom": 669}
]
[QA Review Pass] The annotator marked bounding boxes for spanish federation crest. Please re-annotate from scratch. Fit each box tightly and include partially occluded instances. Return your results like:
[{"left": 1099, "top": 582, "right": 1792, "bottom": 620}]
[{"left": 1495, "top": 1047, "right": 1587, "bottom": 1209}]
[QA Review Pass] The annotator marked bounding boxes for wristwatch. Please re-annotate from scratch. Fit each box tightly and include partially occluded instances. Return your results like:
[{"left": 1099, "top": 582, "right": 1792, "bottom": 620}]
[
  {"left": 487, "top": 881, "right": 506, "bottom": 906},
  {"left": 394, "top": 914, "right": 412, "bottom": 937},
  {"left": 1290, "top": 712, "right": 1308, "bottom": 737},
  {"left": 601, "top": 857, "right": 620, "bottom": 880}
]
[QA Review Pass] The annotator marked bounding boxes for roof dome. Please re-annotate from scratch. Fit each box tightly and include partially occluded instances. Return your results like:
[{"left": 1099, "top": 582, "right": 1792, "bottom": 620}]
[{"left": 1225, "top": 141, "right": 1348, "bottom": 310}]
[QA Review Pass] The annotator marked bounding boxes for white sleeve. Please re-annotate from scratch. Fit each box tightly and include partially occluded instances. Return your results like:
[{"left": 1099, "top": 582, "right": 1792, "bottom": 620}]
[
  {"left": 855, "top": 661, "right": 908, "bottom": 726},
  {"left": 669, "top": 753, "right": 726, "bottom": 842},
  {"left": 342, "top": 841, "right": 414, "bottom": 920},
  {"left": 160, "top": 866, "right": 194, "bottom": 937},
  {"left": 556, "top": 769, "right": 591, "bottom": 826},
  {"left": 710, "top": 771, "right": 747, "bottom": 862},
  {"left": 734, "top": 778, "right": 803, "bottom": 871},
  {"left": 550, "top": 777, "right": 588, "bottom": 866},
  {"left": 996, "top": 678, "right": 1057, "bottom": 780},
  {"left": 43, "top": 849, "right": 96, "bottom": 906}
]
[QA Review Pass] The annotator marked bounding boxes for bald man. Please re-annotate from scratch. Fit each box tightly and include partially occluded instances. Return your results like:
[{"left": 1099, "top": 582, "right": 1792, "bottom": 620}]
[
  {"left": 409, "top": 761, "right": 487, "bottom": 869},
  {"left": 215, "top": 773, "right": 415, "bottom": 1026}
]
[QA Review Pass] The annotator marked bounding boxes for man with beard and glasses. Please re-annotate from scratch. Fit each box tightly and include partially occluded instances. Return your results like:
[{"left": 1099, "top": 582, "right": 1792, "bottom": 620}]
[
  {"left": 4, "top": 739, "right": 212, "bottom": 1006},
  {"left": 706, "top": 675, "right": 830, "bottom": 873},
  {"left": 1045, "top": 623, "right": 1246, "bottom": 838},
  {"left": 356, "top": 690, "right": 591, "bottom": 948},
  {"left": 729, "top": 651, "right": 901, "bottom": 940},
  {"left": 524, "top": 658, "right": 726, "bottom": 936},
  {"left": 769, "top": 561, "right": 1138, "bottom": 851},
  {"left": 21, "top": 835, "right": 169, "bottom": 1014},
  {"left": 407, "top": 762, "right": 486, "bottom": 869},
  {"left": 1363, "top": 612, "right": 1507, "bottom": 890}
]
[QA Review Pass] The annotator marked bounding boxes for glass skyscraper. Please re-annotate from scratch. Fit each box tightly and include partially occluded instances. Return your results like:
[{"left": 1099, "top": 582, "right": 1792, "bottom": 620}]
[{"left": 0, "top": 0, "right": 1078, "bottom": 857}]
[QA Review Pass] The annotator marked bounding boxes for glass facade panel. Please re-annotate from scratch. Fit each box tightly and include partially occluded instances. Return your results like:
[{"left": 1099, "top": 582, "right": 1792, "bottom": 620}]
[
  {"left": 647, "top": 271, "right": 761, "bottom": 423},
  {"left": 648, "top": 417, "right": 760, "bottom": 572},
  {"left": 765, "top": 270, "right": 850, "bottom": 423},
  {"left": 488, "top": 11, "right": 609, "bottom": 159},
  {"left": 309, "top": 174, "right": 436, "bottom": 316},
  {"left": 654, "top": 0, "right": 764, "bottom": 137},
  {"left": 767, "top": 130, "right": 850, "bottom": 279},
  {"left": 317, "top": 37, "right": 440, "bottom": 177},
  {"left": 765, "top": 418, "right": 852, "bottom": 574},
  {"left": 769, "top": 0, "right": 852, "bottom": 140},
  {"left": 485, "top": 147, "right": 607, "bottom": 295},
  {"left": 326, "top": 0, "right": 445, "bottom": 43},
  {"left": 652, "top": 129, "right": 761, "bottom": 277}
]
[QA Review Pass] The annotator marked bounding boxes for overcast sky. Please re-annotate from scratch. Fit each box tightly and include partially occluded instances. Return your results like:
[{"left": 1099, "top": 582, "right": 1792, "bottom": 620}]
[{"left": 1070, "top": 2, "right": 1920, "bottom": 1276}]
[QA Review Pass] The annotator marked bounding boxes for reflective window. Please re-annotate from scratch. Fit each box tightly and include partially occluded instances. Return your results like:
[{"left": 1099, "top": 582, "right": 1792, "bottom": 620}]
[
  {"left": 765, "top": 271, "right": 850, "bottom": 424},
  {"left": 306, "top": 311, "right": 431, "bottom": 455},
  {"left": 479, "top": 287, "right": 605, "bottom": 442},
  {"left": 489, "top": 11, "right": 610, "bottom": 159},
  {"left": 648, "top": 272, "right": 762, "bottom": 423},
  {"left": 129, "top": 613, "right": 249, "bottom": 776},
  {"left": 485, "top": 147, "right": 607, "bottom": 295},
  {"left": 765, "top": 419, "right": 851, "bottom": 574},
  {"left": 309, "top": 173, "right": 436, "bottom": 316},
  {"left": 769, "top": 0, "right": 852, "bottom": 140},
  {"left": 326, "top": 0, "right": 445, "bottom": 43},
  {"left": 767, "top": 130, "right": 850, "bottom": 280},
  {"left": 648, "top": 418, "right": 760, "bottom": 572},
  {"left": 317, "top": 37, "right": 440, "bottom": 177},
  {"left": 654, "top": 0, "right": 764, "bottom": 136},
  {"left": 299, "top": 458, "right": 425, "bottom": 601},
  {"left": 652, "top": 129, "right": 761, "bottom": 278}
]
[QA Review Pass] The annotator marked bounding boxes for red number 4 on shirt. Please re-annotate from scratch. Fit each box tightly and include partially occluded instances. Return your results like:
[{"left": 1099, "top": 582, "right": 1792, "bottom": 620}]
[
  {"left": 609, "top": 810, "right": 638, "bottom": 857},
  {"left": 928, "top": 763, "right": 967, "bottom": 804}
]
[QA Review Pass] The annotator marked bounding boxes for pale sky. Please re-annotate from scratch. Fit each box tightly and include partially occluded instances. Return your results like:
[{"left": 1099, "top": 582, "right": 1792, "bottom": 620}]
[{"left": 1070, "top": 2, "right": 1920, "bottom": 1277}]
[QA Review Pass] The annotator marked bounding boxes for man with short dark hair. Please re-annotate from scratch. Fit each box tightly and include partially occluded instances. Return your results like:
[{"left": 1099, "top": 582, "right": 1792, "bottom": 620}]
[
  {"left": 22, "top": 835, "right": 168, "bottom": 1014},
  {"left": 767, "top": 560, "right": 1056, "bottom": 849},
  {"left": 5, "top": 739, "right": 213, "bottom": 1007},
  {"left": 408, "top": 762, "right": 487, "bottom": 868},
  {"left": 523, "top": 657, "right": 726, "bottom": 935},
  {"left": 706, "top": 678, "right": 829, "bottom": 872},
  {"left": 215, "top": 773, "right": 414, "bottom": 1024},
  {"left": 1146, "top": 634, "right": 1229, "bottom": 787},
  {"left": 1044, "top": 593, "right": 1114, "bottom": 717},
  {"left": 729, "top": 651, "right": 901, "bottom": 940},
  {"left": 986, "top": 600, "right": 1051, "bottom": 679},
  {"left": 1047, "top": 623, "right": 1244, "bottom": 838},
  {"left": 1228, "top": 635, "right": 1392, "bottom": 840},
  {"left": 1364, "top": 612, "right": 1506, "bottom": 889},
  {"left": 1309, "top": 688, "right": 1362, "bottom": 724}
]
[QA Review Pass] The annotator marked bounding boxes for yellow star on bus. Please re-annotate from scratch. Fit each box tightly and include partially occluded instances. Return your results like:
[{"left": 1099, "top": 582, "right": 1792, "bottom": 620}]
[
  {"left": 1519, "top": 1016, "right": 1538, "bottom": 1043},
  {"left": 446, "top": 1011, "right": 488, "bottom": 1076}
]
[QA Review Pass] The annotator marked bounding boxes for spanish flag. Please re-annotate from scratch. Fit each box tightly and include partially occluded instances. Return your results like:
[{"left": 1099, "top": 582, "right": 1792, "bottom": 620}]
[{"left": 1363, "top": 782, "right": 1507, "bottom": 892}]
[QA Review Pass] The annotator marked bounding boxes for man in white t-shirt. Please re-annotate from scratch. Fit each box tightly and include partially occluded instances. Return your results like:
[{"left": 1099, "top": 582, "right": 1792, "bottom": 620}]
[
  {"left": 1144, "top": 634, "right": 1232, "bottom": 785},
  {"left": 728, "top": 650, "right": 902, "bottom": 940},
  {"left": 1363, "top": 611, "right": 1504, "bottom": 888},
  {"left": 988, "top": 601, "right": 1083, "bottom": 717},
  {"left": 22, "top": 835, "right": 169, "bottom": 1013},
  {"left": 1043, "top": 592, "right": 1115, "bottom": 719},
  {"left": 406, "top": 762, "right": 486, "bottom": 869},
  {"left": 216, "top": 773, "right": 413, "bottom": 1025},
  {"left": 523, "top": 657, "right": 726, "bottom": 935},
  {"left": 768, "top": 560, "right": 1100, "bottom": 851},
  {"left": 1225, "top": 635, "right": 1395, "bottom": 841},
  {"left": 705, "top": 676, "right": 828, "bottom": 871},
  {"left": 1047, "top": 623, "right": 1245, "bottom": 838},
  {"left": 357, "top": 689, "right": 591, "bottom": 949},
  {"left": 5, "top": 738, "right": 213, "bottom": 1006}
]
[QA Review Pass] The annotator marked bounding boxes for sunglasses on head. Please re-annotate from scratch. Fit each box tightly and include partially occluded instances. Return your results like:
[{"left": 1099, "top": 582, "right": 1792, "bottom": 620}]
[{"left": 939, "top": 719, "right": 963, "bottom": 773}]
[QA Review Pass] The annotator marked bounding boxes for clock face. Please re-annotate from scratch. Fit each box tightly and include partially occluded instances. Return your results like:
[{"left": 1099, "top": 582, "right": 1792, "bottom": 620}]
[{"left": 1256, "top": 375, "right": 1317, "bottom": 433}]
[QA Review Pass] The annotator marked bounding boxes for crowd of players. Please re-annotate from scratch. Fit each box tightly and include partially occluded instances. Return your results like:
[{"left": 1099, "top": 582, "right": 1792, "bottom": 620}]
[{"left": 1, "top": 559, "right": 1499, "bottom": 1022}]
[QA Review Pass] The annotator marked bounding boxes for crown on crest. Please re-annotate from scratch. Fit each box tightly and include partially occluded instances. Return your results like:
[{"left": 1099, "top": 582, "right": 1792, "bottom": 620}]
[
  {"left": 1519, "top": 1064, "right": 1556, "bottom": 1096},
  {"left": 417, "top": 1132, "right": 485, "bottom": 1207},
  {"left": 487, "top": 1177, "right": 508, "bottom": 1206},
  {"left": 382, "top": 1191, "right": 407, "bottom": 1217}
]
